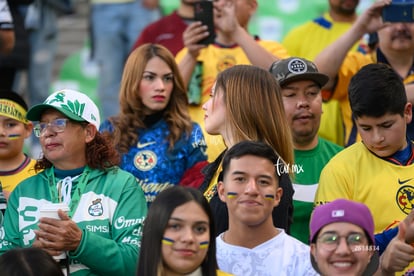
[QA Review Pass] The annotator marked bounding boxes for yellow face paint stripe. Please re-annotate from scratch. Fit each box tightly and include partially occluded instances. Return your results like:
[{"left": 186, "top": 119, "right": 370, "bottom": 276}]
[
  {"left": 162, "top": 237, "right": 174, "bottom": 245},
  {"left": 199, "top": 241, "right": 209, "bottom": 249},
  {"left": 227, "top": 192, "right": 238, "bottom": 199},
  {"left": 8, "top": 134, "right": 21, "bottom": 140}
]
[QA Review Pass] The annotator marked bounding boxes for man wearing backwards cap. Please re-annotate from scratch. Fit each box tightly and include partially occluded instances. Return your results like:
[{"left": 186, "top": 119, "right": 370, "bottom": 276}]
[
  {"left": 269, "top": 57, "right": 343, "bottom": 244},
  {"left": 0, "top": 91, "right": 36, "bottom": 202},
  {"left": 309, "top": 198, "right": 379, "bottom": 276},
  {"left": 0, "top": 89, "right": 148, "bottom": 276}
]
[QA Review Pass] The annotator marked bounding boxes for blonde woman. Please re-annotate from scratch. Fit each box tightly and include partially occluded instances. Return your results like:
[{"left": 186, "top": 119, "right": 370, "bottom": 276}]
[{"left": 200, "top": 64, "right": 294, "bottom": 234}]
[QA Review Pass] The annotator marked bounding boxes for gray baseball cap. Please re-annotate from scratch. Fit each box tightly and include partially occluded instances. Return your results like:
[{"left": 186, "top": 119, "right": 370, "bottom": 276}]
[{"left": 269, "top": 57, "right": 329, "bottom": 88}]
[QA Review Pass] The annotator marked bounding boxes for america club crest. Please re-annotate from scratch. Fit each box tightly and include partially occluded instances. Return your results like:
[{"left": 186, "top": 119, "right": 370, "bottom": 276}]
[
  {"left": 134, "top": 150, "right": 157, "bottom": 171},
  {"left": 396, "top": 185, "right": 414, "bottom": 215}
]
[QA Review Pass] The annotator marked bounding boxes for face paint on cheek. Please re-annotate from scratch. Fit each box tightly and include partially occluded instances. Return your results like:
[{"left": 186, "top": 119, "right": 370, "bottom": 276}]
[
  {"left": 227, "top": 192, "right": 238, "bottom": 199},
  {"left": 199, "top": 241, "right": 209, "bottom": 249},
  {"left": 264, "top": 194, "right": 275, "bottom": 200},
  {"left": 162, "top": 237, "right": 175, "bottom": 246},
  {"left": 8, "top": 134, "right": 21, "bottom": 140}
]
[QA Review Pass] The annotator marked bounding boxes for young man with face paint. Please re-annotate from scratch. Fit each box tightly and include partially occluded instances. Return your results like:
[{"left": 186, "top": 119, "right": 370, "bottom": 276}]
[
  {"left": 216, "top": 141, "right": 317, "bottom": 275},
  {"left": 0, "top": 91, "right": 36, "bottom": 207}
]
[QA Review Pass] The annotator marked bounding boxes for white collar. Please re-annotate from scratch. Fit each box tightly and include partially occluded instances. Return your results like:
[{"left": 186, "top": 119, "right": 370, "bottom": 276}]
[{"left": 185, "top": 267, "right": 202, "bottom": 276}]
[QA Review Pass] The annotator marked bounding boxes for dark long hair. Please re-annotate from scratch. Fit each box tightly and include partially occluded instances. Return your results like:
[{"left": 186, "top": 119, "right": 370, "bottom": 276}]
[
  {"left": 0, "top": 247, "right": 64, "bottom": 276},
  {"left": 137, "top": 186, "right": 217, "bottom": 276}
]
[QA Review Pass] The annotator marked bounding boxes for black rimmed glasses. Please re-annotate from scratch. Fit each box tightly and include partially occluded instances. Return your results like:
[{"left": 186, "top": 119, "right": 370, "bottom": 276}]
[
  {"left": 33, "top": 118, "right": 69, "bottom": 137},
  {"left": 317, "top": 232, "right": 367, "bottom": 252}
]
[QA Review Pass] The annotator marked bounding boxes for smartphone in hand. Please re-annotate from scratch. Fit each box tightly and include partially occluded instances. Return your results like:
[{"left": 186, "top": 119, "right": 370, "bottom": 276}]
[
  {"left": 382, "top": 1, "right": 414, "bottom": 22},
  {"left": 194, "top": 1, "right": 216, "bottom": 45}
]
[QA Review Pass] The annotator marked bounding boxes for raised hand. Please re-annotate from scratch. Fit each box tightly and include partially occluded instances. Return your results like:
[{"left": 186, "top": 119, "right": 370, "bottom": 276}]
[
  {"left": 182, "top": 22, "right": 209, "bottom": 59},
  {"left": 380, "top": 222, "right": 414, "bottom": 275}
]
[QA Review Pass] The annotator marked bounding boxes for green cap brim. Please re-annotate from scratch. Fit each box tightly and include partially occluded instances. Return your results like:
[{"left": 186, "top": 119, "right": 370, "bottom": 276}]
[{"left": 26, "top": 104, "right": 85, "bottom": 122}]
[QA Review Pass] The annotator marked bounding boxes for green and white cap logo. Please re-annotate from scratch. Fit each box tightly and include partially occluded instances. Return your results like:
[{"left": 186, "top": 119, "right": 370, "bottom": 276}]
[{"left": 26, "top": 89, "right": 101, "bottom": 129}]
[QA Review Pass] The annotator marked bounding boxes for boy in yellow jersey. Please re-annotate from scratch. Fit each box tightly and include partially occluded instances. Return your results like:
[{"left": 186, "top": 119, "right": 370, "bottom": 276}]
[
  {"left": 316, "top": 62, "right": 413, "bottom": 232},
  {"left": 0, "top": 91, "right": 36, "bottom": 211},
  {"left": 315, "top": 63, "right": 414, "bottom": 274}
]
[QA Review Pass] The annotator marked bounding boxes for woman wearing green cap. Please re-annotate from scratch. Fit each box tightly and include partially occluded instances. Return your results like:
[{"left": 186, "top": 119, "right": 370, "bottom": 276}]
[{"left": 0, "top": 89, "right": 147, "bottom": 276}]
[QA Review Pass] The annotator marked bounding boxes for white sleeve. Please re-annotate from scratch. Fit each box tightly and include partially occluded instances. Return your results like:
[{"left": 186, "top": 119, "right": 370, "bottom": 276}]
[{"left": 0, "top": 0, "right": 13, "bottom": 29}]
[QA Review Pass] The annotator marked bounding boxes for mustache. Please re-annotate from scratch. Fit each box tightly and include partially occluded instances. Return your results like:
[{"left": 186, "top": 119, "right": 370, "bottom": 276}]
[
  {"left": 392, "top": 29, "right": 412, "bottom": 40},
  {"left": 292, "top": 113, "right": 315, "bottom": 120}
]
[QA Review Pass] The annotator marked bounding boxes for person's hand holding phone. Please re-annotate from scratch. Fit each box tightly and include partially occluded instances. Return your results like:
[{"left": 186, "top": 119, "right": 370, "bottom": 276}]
[
  {"left": 352, "top": 0, "right": 391, "bottom": 35},
  {"left": 182, "top": 22, "right": 210, "bottom": 59}
]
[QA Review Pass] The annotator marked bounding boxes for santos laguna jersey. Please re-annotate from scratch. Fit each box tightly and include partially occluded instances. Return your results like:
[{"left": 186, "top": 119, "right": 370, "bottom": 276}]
[
  {"left": 0, "top": 166, "right": 147, "bottom": 276},
  {"left": 315, "top": 142, "right": 414, "bottom": 233}
]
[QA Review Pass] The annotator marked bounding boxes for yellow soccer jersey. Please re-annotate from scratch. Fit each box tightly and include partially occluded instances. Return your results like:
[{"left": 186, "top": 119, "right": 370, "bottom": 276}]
[
  {"left": 282, "top": 13, "right": 358, "bottom": 61},
  {"left": 176, "top": 40, "right": 289, "bottom": 161},
  {"left": 315, "top": 142, "right": 414, "bottom": 234},
  {"left": 0, "top": 157, "right": 37, "bottom": 194}
]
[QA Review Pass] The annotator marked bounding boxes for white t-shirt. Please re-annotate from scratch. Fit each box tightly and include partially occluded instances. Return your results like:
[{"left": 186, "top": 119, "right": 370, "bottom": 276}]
[
  {"left": 216, "top": 229, "right": 318, "bottom": 276},
  {"left": 0, "top": 0, "right": 13, "bottom": 29}
]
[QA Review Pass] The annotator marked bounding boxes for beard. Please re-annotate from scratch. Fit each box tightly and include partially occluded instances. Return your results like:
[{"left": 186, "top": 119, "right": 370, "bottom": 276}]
[{"left": 331, "top": 0, "right": 359, "bottom": 16}]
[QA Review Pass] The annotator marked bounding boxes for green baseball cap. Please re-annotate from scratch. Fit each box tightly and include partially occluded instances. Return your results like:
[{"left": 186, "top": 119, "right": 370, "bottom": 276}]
[{"left": 26, "top": 89, "right": 101, "bottom": 129}]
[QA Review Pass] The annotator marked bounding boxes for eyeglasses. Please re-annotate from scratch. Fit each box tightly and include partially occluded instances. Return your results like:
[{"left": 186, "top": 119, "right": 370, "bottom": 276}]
[
  {"left": 317, "top": 232, "right": 367, "bottom": 252},
  {"left": 33, "top": 118, "right": 69, "bottom": 137}
]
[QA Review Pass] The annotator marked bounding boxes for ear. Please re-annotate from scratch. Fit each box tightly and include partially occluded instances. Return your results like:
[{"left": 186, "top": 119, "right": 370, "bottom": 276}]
[
  {"left": 273, "top": 187, "right": 283, "bottom": 208},
  {"left": 247, "top": 1, "right": 257, "bottom": 18},
  {"left": 404, "top": 102, "right": 412, "bottom": 124},
  {"left": 249, "top": 0, "right": 258, "bottom": 12},
  {"left": 217, "top": 181, "right": 227, "bottom": 203},
  {"left": 84, "top": 124, "right": 97, "bottom": 143},
  {"left": 310, "top": 243, "right": 317, "bottom": 262}
]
